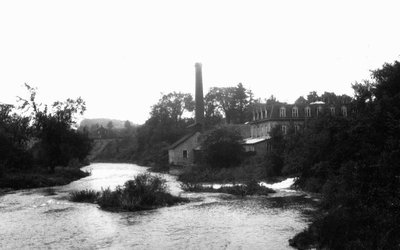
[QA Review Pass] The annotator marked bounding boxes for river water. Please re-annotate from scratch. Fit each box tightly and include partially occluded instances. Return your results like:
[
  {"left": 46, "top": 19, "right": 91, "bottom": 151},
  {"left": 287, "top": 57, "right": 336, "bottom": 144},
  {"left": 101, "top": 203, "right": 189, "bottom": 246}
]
[{"left": 0, "top": 163, "right": 313, "bottom": 249}]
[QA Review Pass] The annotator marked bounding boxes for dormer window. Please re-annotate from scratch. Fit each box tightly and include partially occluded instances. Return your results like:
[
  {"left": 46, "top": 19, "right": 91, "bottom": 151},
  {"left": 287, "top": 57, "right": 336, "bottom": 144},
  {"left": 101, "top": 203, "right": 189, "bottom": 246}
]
[
  {"left": 341, "top": 106, "right": 347, "bottom": 117},
  {"left": 330, "top": 107, "right": 335, "bottom": 116},
  {"left": 279, "top": 107, "right": 286, "bottom": 118},
  {"left": 305, "top": 107, "right": 311, "bottom": 117},
  {"left": 292, "top": 107, "right": 298, "bottom": 117}
]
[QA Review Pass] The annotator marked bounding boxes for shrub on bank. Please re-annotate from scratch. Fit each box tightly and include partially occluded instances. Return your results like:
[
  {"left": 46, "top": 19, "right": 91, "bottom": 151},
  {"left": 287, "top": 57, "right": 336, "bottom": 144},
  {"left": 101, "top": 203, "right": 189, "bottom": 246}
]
[
  {"left": 70, "top": 189, "right": 100, "bottom": 203},
  {"left": 70, "top": 173, "right": 188, "bottom": 211},
  {"left": 178, "top": 164, "right": 270, "bottom": 184},
  {"left": 181, "top": 179, "right": 275, "bottom": 196},
  {"left": 0, "top": 167, "right": 90, "bottom": 189}
]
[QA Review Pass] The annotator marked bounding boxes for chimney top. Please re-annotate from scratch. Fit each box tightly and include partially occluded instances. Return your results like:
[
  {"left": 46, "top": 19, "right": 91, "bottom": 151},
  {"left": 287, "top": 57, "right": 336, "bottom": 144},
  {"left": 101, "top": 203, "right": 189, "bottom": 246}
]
[{"left": 195, "top": 62, "right": 202, "bottom": 68}]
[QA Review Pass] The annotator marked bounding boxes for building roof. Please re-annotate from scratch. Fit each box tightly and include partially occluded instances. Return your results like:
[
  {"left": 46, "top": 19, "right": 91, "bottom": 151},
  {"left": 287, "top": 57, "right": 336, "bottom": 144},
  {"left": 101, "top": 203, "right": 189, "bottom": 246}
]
[
  {"left": 168, "top": 131, "right": 199, "bottom": 150},
  {"left": 251, "top": 102, "right": 350, "bottom": 124}
]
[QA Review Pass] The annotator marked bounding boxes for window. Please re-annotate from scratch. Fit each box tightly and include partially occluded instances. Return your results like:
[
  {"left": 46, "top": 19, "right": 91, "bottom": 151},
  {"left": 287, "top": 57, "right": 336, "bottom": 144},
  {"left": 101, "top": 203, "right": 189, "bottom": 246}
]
[
  {"left": 305, "top": 107, "right": 311, "bottom": 117},
  {"left": 341, "top": 106, "right": 347, "bottom": 117},
  {"left": 317, "top": 106, "right": 323, "bottom": 116},
  {"left": 292, "top": 107, "right": 298, "bottom": 117},
  {"left": 279, "top": 107, "right": 286, "bottom": 117},
  {"left": 281, "top": 125, "right": 287, "bottom": 135},
  {"left": 183, "top": 150, "right": 188, "bottom": 159},
  {"left": 330, "top": 107, "right": 335, "bottom": 116},
  {"left": 294, "top": 124, "right": 300, "bottom": 133}
]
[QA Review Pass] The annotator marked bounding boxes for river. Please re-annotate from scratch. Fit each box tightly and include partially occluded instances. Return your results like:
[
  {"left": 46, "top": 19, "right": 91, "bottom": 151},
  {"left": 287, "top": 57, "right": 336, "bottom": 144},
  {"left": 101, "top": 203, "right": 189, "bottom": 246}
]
[{"left": 0, "top": 163, "right": 313, "bottom": 249}]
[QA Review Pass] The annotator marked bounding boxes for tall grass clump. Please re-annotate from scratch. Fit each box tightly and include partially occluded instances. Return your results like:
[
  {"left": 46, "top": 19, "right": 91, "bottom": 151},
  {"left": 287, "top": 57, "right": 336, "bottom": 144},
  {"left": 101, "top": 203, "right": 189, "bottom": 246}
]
[
  {"left": 69, "top": 189, "right": 100, "bottom": 203},
  {"left": 70, "top": 173, "right": 188, "bottom": 212}
]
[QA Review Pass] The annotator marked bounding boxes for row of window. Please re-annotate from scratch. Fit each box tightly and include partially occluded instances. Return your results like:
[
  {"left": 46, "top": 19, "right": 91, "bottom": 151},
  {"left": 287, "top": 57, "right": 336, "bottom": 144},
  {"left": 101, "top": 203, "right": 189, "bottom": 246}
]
[
  {"left": 254, "top": 106, "right": 348, "bottom": 120},
  {"left": 251, "top": 124, "right": 301, "bottom": 137}
]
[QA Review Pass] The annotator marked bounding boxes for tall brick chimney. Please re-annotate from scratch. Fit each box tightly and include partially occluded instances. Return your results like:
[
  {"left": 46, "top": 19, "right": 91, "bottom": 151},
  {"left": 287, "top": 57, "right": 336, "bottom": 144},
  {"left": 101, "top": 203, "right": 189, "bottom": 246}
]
[{"left": 195, "top": 62, "right": 205, "bottom": 127}]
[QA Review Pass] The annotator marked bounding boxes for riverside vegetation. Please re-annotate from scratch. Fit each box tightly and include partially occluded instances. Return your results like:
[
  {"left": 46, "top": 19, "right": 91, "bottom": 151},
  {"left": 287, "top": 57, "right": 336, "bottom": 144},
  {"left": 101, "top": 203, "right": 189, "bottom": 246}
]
[
  {"left": 181, "top": 179, "right": 275, "bottom": 196},
  {"left": 69, "top": 173, "right": 188, "bottom": 211},
  {"left": 0, "top": 84, "right": 92, "bottom": 190}
]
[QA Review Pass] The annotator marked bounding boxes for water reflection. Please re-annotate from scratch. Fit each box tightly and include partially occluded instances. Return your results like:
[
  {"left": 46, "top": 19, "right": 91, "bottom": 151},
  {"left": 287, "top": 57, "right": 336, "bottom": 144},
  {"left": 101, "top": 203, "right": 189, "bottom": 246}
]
[{"left": 0, "top": 163, "right": 312, "bottom": 249}]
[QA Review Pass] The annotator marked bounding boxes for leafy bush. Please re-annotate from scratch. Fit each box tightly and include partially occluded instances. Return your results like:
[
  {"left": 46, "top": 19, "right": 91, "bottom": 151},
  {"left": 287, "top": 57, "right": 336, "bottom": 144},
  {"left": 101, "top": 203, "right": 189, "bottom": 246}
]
[
  {"left": 178, "top": 164, "right": 268, "bottom": 184},
  {"left": 71, "top": 173, "right": 188, "bottom": 211},
  {"left": 201, "top": 126, "right": 244, "bottom": 168}
]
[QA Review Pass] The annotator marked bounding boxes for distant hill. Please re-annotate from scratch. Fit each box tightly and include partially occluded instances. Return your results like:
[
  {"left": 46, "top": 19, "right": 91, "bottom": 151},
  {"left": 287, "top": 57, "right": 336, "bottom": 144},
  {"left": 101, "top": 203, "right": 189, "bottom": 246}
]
[{"left": 79, "top": 118, "right": 137, "bottom": 130}]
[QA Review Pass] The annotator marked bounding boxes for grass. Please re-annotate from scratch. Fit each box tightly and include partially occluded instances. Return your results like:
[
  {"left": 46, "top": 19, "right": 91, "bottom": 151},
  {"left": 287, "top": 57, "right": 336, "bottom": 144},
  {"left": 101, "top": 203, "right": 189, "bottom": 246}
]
[
  {"left": 0, "top": 167, "right": 91, "bottom": 190},
  {"left": 181, "top": 179, "right": 275, "bottom": 196},
  {"left": 70, "top": 189, "right": 100, "bottom": 203},
  {"left": 69, "top": 173, "right": 189, "bottom": 212}
]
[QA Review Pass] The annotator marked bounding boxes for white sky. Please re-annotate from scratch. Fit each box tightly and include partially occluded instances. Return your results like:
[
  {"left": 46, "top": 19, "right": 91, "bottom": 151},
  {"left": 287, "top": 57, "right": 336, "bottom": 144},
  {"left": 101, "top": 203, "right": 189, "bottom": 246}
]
[{"left": 1, "top": 0, "right": 399, "bottom": 124}]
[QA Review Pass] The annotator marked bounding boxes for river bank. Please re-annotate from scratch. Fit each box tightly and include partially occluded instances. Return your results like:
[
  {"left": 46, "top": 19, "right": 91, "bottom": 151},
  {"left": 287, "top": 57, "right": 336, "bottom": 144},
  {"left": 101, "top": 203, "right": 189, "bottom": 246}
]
[{"left": 0, "top": 167, "right": 90, "bottom": 191}]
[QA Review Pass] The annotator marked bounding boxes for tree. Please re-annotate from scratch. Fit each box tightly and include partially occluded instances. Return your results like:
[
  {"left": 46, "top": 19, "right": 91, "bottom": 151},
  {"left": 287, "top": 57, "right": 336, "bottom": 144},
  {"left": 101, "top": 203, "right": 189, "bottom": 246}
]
[
  {"left": 18, "top": 84, "right": 91, "bottom": 172},
  {"left": 204, "top": 90, "right": 223, "bottom": 127},
  {"left": 265, "top": 95, "right": 278, "bottom": 105},
  {"left": 306, "top": 91, "right": 320, "bottom": 103},
  {"left": 233, "top": 83, "right": 249, "bottom": 123},
  {"left": 294, "top": 96, "right": 307, "bottom": 105},
  {"left": 0, "top": 104, "right": 32, "bottom": 170},
  {"left": 107, "top": 121, "right": 114, "bottom": 130},
  {"left": 205, "top": 84, "right": 251, "bottom": 124},
  {"left": 201, "top": 126, "right": 244, "bottom": 168},
  {"left": 206, "top": 87, "right": 237, "bottom": 124},
  {"left": 151, "top": 92, "right": 194, "bottom": 124},
  {"left": 289, "top": 60, "right": 400, "bottom": 249},
  {"left": 264, "top": 126, "right": 285, "bottom": 176}
]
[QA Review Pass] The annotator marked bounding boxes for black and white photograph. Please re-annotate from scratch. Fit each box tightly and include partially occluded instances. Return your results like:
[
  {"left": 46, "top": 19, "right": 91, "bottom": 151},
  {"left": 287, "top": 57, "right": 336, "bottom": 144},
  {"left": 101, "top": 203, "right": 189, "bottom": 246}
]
[{"left": 1, "top": 1, "right": 400, "bottom": 249}]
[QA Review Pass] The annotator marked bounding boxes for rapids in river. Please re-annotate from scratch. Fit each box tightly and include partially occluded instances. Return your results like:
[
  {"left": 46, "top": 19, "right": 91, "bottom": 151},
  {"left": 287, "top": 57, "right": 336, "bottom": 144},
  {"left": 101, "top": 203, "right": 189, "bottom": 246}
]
[{"left": 0, "top": 163, "right": 313, "bottom": 249}]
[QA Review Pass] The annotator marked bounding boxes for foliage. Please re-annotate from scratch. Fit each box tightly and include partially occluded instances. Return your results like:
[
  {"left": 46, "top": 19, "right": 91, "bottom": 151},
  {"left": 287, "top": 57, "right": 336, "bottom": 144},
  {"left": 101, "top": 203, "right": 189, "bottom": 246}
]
[
  {"left": 70, "top": 189, "right": 100, "bottom": 203},
  {"left": 0, "top": 104, "right": 32, "bottom": 170},
  {"left": 204, "top": 83, "right": 252, "bottom": 124},
  {"left": 70, "top": 173, "right": 188, "bottom": 211},
  {"left": 178, "top": 163, "right": 269, "bottom": 184},
  {"left": 294, "top": 91, "right": 352, "bottom": 105},
  {"left": 89, "top": 84, "right": 254, "bottom": 166},
  {"left": 0, "top": 167, "right": 90, "bottom": 189},
  {"left": 287, "top": 60, "right": 400, "bottom": 248},
  {"left": 0, "top": 84, "right": 92, "bottom": 190},
  {"left": 17, "top": 84, "right": 91, "bottom": 172},
  {"left": 200, "top": 126, "right": 244, "bottom": 168},
  {"left": 263, "top": 126, "right": 286, "bottom": 176}
]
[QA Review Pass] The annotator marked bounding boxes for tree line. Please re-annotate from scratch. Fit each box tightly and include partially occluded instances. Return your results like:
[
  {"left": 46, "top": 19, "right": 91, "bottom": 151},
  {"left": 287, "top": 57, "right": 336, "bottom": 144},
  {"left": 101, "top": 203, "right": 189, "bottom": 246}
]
[
  {"left": 0, "top": 84, "right": 91, "bottom": 177},
  {"left": 260, "top": 61, "right": 400, "bottom": 249},
  {"left": 91, "top": 83, "right": 257, "bottom": 166}
]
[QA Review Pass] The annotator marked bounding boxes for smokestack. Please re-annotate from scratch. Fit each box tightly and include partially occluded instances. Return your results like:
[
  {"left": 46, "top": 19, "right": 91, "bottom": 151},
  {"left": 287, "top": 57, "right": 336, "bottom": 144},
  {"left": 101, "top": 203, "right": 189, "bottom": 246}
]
[{"left": 195, "top": 62, "right": 205, "bottom": 127}]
